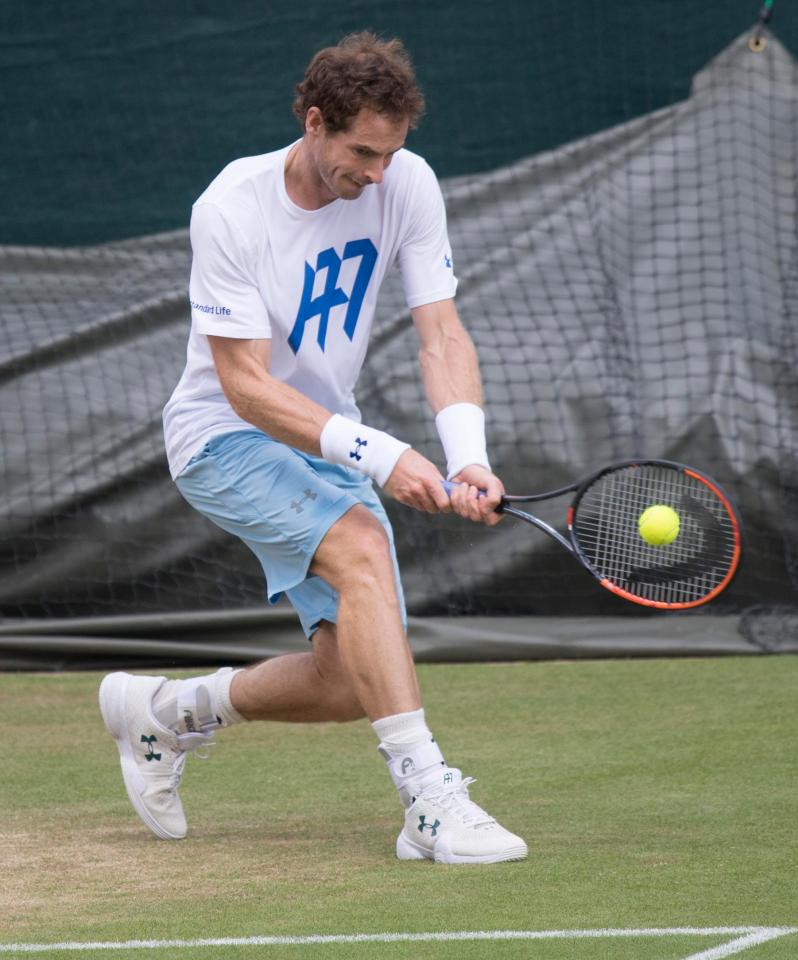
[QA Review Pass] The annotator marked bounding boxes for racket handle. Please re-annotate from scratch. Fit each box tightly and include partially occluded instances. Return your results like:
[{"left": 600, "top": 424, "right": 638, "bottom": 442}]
[{"left": 441, "top": 480, "right": 486, "bottom": 498}]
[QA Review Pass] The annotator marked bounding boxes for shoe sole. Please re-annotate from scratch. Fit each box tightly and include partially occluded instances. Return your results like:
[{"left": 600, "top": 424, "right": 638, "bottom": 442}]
[
  {"left": 397, "top": 830, "right": 528, "bottom": 865},
  {"left": 99, "top": 672, "right": 185, "bottom": 841}
]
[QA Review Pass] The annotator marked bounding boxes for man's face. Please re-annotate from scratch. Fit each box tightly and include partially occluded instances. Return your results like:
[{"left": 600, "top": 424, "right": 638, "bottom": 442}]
[{"left": 307, "top": 107, "right": 409, "bottom": 202}]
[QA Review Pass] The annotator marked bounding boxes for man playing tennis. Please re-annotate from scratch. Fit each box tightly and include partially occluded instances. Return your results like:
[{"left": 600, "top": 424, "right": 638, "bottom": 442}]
[{"left": 99, "top": 32, "right": 527, "bottom": 865}]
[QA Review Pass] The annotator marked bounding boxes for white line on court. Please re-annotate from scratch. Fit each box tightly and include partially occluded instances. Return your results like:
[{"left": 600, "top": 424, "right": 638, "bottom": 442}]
[
  {"left": 1, "top": 926, "right": 797, "bottom": 954},
  {"left": 680, "top": 927, "right": 798, "bottom": 960}
]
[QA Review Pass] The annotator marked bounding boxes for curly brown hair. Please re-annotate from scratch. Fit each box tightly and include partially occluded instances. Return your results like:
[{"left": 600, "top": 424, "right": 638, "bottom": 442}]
[{"left": 292, "top": 32, "right": 425, "bottom": 133}]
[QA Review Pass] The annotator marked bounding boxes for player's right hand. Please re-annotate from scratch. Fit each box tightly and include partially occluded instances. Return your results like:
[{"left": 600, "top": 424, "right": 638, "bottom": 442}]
[{"left": 383, "top": 449, "right": 452, "bottom": 514}]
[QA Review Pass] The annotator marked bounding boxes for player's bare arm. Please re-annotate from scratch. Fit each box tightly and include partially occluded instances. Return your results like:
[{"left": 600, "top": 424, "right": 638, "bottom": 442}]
[
  {"left": 412, "top": 298, "right": 504, "bottom": 526},
  {"left": 208, "top": 336, "right": 328, "bottom": 454}
]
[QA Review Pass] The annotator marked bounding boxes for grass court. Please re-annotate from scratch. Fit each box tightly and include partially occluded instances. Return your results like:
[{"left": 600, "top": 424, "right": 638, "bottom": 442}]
[{"left": 1, "top": 656, "right": 795, "bottom": 958}]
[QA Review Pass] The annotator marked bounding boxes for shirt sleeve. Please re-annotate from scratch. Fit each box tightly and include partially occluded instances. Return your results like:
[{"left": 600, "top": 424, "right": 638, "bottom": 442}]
[
  {"left": 396, "top": 159, "right": 458, "bottom": 310},
  {"left": 188, "top": 201, "right": 272, "bottom": 338}
]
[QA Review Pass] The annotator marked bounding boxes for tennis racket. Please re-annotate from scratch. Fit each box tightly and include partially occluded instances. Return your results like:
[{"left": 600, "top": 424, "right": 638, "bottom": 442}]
[{"left": 444, "top": 459, "right": 742, "bottom": 609}]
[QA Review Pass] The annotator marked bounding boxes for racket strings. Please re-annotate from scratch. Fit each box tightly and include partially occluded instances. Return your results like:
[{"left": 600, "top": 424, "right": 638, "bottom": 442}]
[
  {"left": 572, "top": 465, "right": 738, "bottom": 605},
  {"left": 594, "top": 481, "right": 732, "bottom": 600}
]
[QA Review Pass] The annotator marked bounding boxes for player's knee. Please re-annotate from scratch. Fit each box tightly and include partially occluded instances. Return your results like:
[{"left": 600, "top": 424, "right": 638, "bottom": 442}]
[
  {"left": 319, "top": 511, "right": 393, "bottom": 590},
  {"left": 343, "top": 527, "right": 393, "bottom": 591},
  {"left": 351, "top": 522, "right": 392, "bottom": 566}
]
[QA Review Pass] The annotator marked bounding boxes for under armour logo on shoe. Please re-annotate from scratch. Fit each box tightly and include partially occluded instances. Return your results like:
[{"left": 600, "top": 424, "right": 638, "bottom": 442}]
[
  {"left": 401, "top": 757, "right": 415, "bottom": 775},
  {"left": 141, "top": 735, "right": 162, "bottom": 762},
  {"left": 291, "top": 489, "right": 318, "bottom": 514},
  {"left": 443, "top": 772, "right": 453, "bottom": 785},
  {"left": 418, "top": 815, "right": 440, "bottom": 836},
  {"left": 350, "top": 437, "right": 367, "bottom": 462}
]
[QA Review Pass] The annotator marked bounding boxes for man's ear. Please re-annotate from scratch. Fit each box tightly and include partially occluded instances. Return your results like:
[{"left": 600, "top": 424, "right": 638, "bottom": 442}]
[{"left": 305, "top": 106, "right": 324, "bottom": 137}]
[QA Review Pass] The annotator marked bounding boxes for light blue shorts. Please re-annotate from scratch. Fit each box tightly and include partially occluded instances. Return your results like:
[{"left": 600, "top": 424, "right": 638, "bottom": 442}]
[{"left": 175, "top": 429, "right": 406, "bottom": 639}]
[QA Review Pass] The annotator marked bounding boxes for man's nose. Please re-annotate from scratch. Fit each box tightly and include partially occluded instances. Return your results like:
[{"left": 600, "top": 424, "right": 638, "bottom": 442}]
[{"left": 364, "top": 157, "right": 387, "bottom": 184}]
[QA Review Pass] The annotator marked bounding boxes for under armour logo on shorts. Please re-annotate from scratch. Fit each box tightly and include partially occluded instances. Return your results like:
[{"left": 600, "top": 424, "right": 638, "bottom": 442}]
[{"left": 291, "top": 489, "right": 318, "bottom": 513}]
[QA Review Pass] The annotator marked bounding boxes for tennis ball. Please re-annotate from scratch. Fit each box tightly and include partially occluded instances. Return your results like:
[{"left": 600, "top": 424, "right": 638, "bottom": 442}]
[{"left": 638, "top": 504, "right": 680, "bottom": 546}]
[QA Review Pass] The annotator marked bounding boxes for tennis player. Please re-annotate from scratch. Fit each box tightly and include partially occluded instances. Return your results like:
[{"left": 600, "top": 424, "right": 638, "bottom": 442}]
[{"left": 99, "top": 32, "right": 527, "bottom": 865}]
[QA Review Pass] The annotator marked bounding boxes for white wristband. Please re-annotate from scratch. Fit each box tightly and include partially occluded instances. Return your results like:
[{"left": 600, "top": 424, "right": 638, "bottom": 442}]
[
  {"left": 320, "top": 414, "right": 410, "bottom": 487},
  {"left": 434, "top": 402, "right": 490, "bottom": 480}
]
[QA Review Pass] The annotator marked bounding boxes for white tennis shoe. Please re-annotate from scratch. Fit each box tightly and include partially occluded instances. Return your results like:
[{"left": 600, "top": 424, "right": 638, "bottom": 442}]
[
  {"left": 396, "top": 767, "right": 528, "bottom": 865},
  {"left": 99, "top": 672, "right": 215, "bottom": 840}
]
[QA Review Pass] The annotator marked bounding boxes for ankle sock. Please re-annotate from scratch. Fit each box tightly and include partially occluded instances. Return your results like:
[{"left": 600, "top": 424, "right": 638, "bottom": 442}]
[
  {"left": 372, "top": 709, "right": 447, "bottom": 807},
  {"left": 372, "top": 708, "right": 431, "bottom": 750},
  {"left": 152, "top": 668, "right": 245, "bottom": 733}
]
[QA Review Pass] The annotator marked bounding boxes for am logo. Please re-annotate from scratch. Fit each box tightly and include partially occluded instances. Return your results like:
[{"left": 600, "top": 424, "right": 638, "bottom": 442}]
[{"left": 288, "top": 239, "right": 377, "bottom": 354}]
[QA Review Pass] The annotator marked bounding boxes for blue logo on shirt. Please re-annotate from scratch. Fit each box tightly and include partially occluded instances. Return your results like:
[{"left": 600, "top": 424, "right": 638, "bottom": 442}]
[{"left": 288, "top": 239, "right": 377, "bottom": 354}]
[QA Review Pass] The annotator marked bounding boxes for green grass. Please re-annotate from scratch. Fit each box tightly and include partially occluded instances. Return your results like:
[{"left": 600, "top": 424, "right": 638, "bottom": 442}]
[{"left": 1, "top": 657, "right": 796, "bottom": 958}]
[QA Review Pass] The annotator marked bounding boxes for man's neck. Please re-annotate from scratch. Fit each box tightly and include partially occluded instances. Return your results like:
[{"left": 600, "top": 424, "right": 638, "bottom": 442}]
[{"left": 284, "top": 141, "right": 336, "bottom": 211}]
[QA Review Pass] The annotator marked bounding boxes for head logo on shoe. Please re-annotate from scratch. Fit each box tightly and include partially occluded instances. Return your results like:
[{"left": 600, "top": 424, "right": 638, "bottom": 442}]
[
  {"left": 141, "top": 735, "right": 162, "bottom": 762},
  {"left": 418, "top": 815, "right": 440, "bottom": 836},
  {"left": 401, "top": 757, "right": 415, "bottom": 775}
]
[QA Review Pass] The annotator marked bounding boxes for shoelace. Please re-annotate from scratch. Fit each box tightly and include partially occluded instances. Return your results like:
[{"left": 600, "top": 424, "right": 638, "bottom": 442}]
[
  {"left": 426, "top": 778, "right": 496, "bottom": 829},
  {"left": 166, "top": 727, "right": 216, "bottom": 796},
  {"left": 176, "top": 727, "right": 217, "bottom": 757}
]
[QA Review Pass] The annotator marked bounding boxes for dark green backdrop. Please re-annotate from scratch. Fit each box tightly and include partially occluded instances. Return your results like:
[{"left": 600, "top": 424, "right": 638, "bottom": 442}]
[{"left": 3, "top": 1, "right": 793, "bottom": 246}]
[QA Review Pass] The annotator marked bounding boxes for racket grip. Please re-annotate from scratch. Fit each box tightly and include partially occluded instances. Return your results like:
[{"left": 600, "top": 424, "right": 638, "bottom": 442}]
[{"left": 441, "top": 480, "right": 486, "bottom": 498}]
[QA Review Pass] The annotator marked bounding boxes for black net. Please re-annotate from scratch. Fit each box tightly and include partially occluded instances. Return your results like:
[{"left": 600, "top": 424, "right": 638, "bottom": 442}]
[
  {"left": 1, "top": 5, "right": 797, "bottom": 643},
  {"left": 360, "top": 27, "right": 798, "bottom": 624}
]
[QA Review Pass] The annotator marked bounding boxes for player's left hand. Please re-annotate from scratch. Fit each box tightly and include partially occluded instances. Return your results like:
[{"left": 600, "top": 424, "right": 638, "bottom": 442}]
[{"left": 448, "top": 465, "right": 505, "bottom": 527}]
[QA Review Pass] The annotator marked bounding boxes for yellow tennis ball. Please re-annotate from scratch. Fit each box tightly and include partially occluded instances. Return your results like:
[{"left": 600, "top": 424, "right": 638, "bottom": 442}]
[{"left": 638, "top": 504, "right": 680, "bottom": 546}]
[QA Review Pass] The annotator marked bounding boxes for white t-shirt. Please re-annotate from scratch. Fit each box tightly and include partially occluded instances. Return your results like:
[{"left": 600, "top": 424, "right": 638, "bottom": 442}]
[{"left": 162, "top": 142, "right": 458, "bottom": 478}]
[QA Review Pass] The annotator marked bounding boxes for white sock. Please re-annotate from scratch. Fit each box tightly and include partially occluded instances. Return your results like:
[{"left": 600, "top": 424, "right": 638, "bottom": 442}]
[
  {"left": 152, "top": 668, "right": 245, "bottom": 733},
  {"left": 372, "top": 709, "right": 447, "bottom": 807},
  {"left": 208, "top": 668, "right": 246, "bottom": 728},
  {"left": 372, "top": 708, "right": 431, "bottom": 751}
]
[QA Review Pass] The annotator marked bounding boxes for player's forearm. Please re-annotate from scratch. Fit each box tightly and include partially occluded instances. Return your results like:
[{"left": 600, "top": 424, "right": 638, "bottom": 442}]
[
  {"left": 225, "top": 369, "right": 329, "bottom": 455},
  {"left": 418, "top": 322, "right": 484, "bottom": 414},
  {"left": 413, "top": 302, "right": 491, "bottom": 479}
]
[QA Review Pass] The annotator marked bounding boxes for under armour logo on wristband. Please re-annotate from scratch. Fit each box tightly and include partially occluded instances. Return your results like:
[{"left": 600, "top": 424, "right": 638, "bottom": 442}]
[
  {"left": 350, "top": 438, "right": 368, "bottom": 462},
  {"left": 290, "top": 489, "right": 318, "bottom": 513}
]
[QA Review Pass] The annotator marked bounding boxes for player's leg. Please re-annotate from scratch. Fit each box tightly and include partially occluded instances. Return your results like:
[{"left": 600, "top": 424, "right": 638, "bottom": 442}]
[
  {"left": 230, "top": 621, "right": 365, "bottom": 723},
  {"left": 307, "top": 502, "right": 527, "bottom": 864},
  {"left": 306, "top": 502, "right": 420, "bottom": 719},
  {"left": 98, "top": 430, "right": 367, "bottom": 840},
  {"left": 216, "top": 493, "right": 416, "bottom": 722}
]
